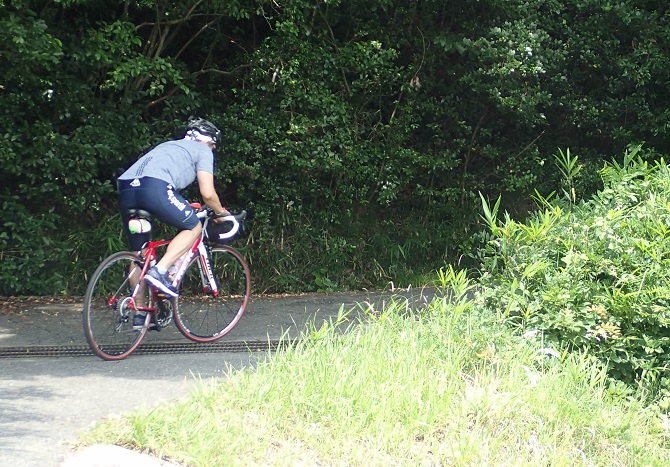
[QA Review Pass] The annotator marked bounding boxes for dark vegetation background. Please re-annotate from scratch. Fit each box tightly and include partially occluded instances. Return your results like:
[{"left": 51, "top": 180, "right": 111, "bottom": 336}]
[{"left": 2, "top": 0, "right": 669, "bottom": 296}]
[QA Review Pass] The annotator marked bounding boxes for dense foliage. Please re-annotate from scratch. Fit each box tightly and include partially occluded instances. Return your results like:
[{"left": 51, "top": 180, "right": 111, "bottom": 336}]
[
  {"left": 2, "top": 0, "right": 670, "bottom": 294},
  {"left": 478, "top": 146, "right": 670, "bottom": 395}
]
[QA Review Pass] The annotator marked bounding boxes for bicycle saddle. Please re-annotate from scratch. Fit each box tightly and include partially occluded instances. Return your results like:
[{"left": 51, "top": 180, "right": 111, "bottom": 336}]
[{"left": 126, "top": 208, "right": 153, "bottom": 219}]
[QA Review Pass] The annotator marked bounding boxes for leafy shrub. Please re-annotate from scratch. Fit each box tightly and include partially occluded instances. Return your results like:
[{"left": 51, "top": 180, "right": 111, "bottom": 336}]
[
  {"left": 0, "top": 199, "right": 70, "bottom": 295},
  {"left": 478, "top": 145, "right": 670, "bottom": 389},
  {"left": 243, "top": 205, "right": 469, "bottom": 294}
]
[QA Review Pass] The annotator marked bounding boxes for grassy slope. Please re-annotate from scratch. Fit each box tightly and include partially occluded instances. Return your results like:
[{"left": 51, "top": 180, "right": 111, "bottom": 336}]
[
  {"left": 82, "top": 296, "right": 670, "bottom": 466},
  {"left": 81, "top": 153, "right": 670, "bottom": 465}
]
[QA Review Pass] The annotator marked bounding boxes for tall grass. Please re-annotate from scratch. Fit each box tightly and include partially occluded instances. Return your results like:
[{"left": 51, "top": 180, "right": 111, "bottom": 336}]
[{"left": 82, "top": 282, "right": 670, "bottom": 465}]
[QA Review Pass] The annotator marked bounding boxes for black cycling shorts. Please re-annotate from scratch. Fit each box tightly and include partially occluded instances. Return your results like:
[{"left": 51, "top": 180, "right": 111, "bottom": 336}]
[{"left": 118, "top": 177, "right": 199, "bottom": 251}]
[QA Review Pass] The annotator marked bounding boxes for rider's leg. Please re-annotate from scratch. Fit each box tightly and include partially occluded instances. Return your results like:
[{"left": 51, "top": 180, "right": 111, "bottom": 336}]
[
  {"left": 128, "top": 248, "right": 149, "bottom": 308},
  {"left": 118, "top": 181, "right": 150, "bottom": 307},
  {"left": 156, "top": 222, "right": 202, "bottom": 272},
  {"left": 126, "top": 178, "right": 201, "bottom": 278}
]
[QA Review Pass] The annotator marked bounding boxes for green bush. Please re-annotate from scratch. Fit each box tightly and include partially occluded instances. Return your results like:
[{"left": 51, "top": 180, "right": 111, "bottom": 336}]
[
  {"left": 0, "top": 199, "right": 70, "bottom": 295},
  {"left": 478, "top": 145, "right": 670, "bottom": 389},
  {"left": 241, "top": 206, "right": 469, "bottom": 294},
  {"left": 6, "top": 0, "right": 670, "bottom": 296}
]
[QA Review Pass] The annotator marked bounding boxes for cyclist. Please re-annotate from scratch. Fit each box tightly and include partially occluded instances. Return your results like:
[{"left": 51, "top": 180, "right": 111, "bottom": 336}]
[{"left": 117, "top": 117, "right": 230, "bottom": 304}]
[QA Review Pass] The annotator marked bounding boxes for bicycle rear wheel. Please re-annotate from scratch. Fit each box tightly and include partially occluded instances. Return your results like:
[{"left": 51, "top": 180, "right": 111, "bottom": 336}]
[
  {"left": 174, "top": 245, "right": 251, "bottom": 342},
  {"left": 83, "top": 251, "right": 149, "bottom": 360}
]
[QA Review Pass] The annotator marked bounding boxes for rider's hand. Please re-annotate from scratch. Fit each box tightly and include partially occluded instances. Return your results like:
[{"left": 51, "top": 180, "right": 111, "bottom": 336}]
[{"left": 213, "top": 210, "right": 230, "bottom": 223}]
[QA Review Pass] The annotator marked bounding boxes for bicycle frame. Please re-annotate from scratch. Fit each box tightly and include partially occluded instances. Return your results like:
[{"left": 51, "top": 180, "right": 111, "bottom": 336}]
[
  {"left": 128, "top": 238, "right": 170, "bottom": 312},
  {"left": 129, "top": 235, "right": 217, "bottom": 311},
  {"left": 126, "top": 209, "right": 242, "bottom": 312},
  {"left": 169, "top": 237, "right": 219, "bottom": 297},
  {"left": 84, "top": 208, "right": 248, "bottom": 360}
]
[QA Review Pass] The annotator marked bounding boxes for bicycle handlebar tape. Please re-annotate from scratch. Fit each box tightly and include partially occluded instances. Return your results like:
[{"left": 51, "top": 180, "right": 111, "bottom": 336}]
[{"left": 128, "top": 218, "right": 152, "bottom": 234}]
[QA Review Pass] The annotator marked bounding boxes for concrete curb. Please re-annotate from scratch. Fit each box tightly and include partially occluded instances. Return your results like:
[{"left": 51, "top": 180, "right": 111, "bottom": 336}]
[{"left": 61, "top": 445, "right": 177, "bottom": 467}]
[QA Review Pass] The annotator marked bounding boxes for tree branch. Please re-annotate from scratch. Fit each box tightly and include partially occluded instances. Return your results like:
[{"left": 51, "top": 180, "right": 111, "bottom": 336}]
[
  {"left": 194, "top": 64, "right": 251, "bottom": 76},
  {"left": 135, "top": 0, "right": 206, "bottom": 30},
  {"left": 461, "top": 108, "right": 488, "bottom": 204},
  {"left": 146, "top": 86, "right": 180, "bottom": 108},
  {"left": 317, "top": 5, "right": 351, "bottom": 95},
  {"left": 175, "top": 18, "right": 218, "bottom": 59}
]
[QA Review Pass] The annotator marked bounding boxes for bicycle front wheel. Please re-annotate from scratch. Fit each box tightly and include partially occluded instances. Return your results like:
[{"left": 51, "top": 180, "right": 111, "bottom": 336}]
[
  {"left": 83, "top": 251, "right": 148, "bottom": 360},
  {"left": 174, "top": 245, "right": 251, "bottom": 342}
]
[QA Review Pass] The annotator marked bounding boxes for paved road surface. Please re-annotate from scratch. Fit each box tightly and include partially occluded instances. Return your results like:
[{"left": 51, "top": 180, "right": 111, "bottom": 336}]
[{"left": 0, "top": 288, "right": 436, "bottom": 466}]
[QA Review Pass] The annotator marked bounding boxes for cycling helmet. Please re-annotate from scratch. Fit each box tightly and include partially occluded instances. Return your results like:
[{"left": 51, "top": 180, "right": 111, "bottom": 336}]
[{"left": 185, "top": 116, "right": 221, "bottom": 146}]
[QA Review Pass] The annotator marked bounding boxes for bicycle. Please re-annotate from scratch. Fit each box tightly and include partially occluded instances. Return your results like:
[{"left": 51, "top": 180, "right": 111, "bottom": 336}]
[{"left": 83, "top": 205, "right": 251, "bottom": 361}]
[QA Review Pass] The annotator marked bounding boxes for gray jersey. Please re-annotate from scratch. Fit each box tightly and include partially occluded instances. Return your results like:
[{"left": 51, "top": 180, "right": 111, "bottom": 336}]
[{"left": 119, "top": 139, "right": 214, "bottom": 190}]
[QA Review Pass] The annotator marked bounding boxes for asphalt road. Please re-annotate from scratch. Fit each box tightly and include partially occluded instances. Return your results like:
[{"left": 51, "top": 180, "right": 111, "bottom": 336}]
[
  {"left": 1, "top": 352, "right": 259, "bottom": 466},
  {"left": 0, "top": 288, "right": 437, "bottom": 466}
]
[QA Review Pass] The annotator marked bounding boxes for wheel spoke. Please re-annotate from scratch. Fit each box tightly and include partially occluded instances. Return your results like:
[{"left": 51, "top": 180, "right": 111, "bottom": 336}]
[
  {"left": 174, "top": 246, "right": 250, "bottom": 342},
  {"left": 83, "top": 252, "right": 149, "bottom": 360}
]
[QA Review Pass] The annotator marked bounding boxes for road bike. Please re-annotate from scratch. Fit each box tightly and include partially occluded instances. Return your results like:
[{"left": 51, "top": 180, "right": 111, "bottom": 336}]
[{"left": 83, "top": 205, "right": 250, "bottom": 361}]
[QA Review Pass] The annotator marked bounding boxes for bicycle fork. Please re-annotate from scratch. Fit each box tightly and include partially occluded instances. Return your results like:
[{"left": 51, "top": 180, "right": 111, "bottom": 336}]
[{"left": 199, "top": 244, "right": 219, "bottom": 297}]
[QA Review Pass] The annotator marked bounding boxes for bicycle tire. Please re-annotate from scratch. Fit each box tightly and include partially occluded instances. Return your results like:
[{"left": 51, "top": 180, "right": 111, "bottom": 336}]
[
  {"left": 83, "top": 251, "right": 149, "bottom": 360},
  {"left": 174, "top": 245, "right": 251, "bottom": 342}
]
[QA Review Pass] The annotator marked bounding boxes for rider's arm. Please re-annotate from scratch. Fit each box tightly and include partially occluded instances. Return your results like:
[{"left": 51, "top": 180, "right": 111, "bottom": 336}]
[{"left": 197, "top": 170, "right": 230, "bottom": 216}]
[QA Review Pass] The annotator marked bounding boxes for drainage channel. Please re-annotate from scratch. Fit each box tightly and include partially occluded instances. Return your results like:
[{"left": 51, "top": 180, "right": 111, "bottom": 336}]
[{"left": 0, "top": 339, "right": 288, "bottom": 358}]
